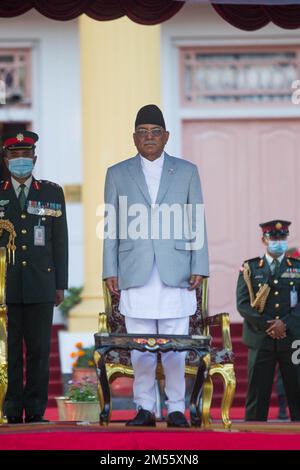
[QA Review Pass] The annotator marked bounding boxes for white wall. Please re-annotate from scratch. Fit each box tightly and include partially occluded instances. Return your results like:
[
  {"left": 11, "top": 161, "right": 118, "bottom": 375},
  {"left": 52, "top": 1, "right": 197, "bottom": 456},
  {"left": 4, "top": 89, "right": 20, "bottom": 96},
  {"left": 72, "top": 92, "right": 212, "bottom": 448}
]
[{"left": 0, "top": 11, "right": 83, "bottom": 297}]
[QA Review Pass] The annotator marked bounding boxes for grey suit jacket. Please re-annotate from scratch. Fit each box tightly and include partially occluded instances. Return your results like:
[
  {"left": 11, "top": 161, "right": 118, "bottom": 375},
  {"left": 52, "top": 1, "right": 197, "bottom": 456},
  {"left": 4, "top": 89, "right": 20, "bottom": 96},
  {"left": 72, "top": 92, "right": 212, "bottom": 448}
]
[{"left": 102, "top": 153, "right": 209, "bottom": 290}]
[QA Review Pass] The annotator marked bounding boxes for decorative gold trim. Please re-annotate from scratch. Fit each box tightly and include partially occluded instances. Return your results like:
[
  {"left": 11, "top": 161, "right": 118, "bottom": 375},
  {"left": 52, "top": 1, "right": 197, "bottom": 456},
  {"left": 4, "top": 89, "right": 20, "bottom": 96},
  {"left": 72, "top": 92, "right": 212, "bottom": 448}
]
[
  {"left": 202, "top": 279, "right": 210, "bottom": 337},
  {"left": 201, "top": 279, "right": 235, "bottom": 429},
  {"left": 0, "top": 247, "right": 6, "bottom": 306},
  {"left": 0, "top": 220, "right": 16, "bottom": 265},
  {"left": 209, "top": 363, "right": 236, "bottom": 430},
  {"left": 106, "top": 364, "right": 134, "bottom": 423},
  {"left": 221, "top": 313, "right": 233, "bottom": 351},
  {"left": 98, "top": 313, "right": 109, "bottom": 334},
  {"left": 202, "top": 375, "right": 213, "bottom": 427},
  {"left": 102, "top": 281, "right": 113, "bottom": 316},
  {"left": 243, "top": 261, "right": 270, "bottom": 313},
  {"left": 98, "top": 277, "right": 236, "bottom": 430},
  {"left": 0, "top": 248, "right": 7, "bottom": 424},
  {"left": 106, "top": 364, "right": 135, "bottom": 381}
]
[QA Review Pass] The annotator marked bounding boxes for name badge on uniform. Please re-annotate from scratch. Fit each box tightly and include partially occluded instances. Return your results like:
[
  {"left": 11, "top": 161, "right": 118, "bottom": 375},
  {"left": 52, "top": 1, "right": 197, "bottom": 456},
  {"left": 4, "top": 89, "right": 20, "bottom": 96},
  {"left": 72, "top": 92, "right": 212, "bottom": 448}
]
[
  {"left": 34, "top": 225, "right": 45, "bottom": 246},
  {"left": 290, "top": 286, "right": 298, "bottom": 308}
]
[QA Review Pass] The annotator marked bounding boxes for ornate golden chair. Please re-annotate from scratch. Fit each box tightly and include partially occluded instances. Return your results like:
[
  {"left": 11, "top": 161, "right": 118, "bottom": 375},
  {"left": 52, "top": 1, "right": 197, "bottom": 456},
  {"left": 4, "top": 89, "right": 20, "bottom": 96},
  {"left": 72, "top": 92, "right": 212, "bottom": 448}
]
[
  {"left": 97, "top": 278, "right": 236, "bottom": 428},
  {"left": 0, "top": 218, "right": 16, "bottom": 424},
  {"left": 0, "top": 247, "right": 8, "bottom": 425}
]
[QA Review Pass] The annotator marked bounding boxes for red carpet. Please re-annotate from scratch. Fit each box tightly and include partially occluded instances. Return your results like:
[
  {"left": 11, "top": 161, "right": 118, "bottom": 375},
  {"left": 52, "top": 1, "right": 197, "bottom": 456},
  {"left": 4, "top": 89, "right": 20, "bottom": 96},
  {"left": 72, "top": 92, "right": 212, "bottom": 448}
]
[
  {"left": 1, "top": 430, "right": 300, "bottom": 451},
  {"left": 1, "top": 408, "right": 299, "bottom": 450},
  {"left": 0, "top": 424, "right": 300, "bottom": 450},
  {"left": 44, "top": 406, "right": 286, "bottom": 421},
  {"left": 10, "top": 325, "right": 290, "bottom": 451}
]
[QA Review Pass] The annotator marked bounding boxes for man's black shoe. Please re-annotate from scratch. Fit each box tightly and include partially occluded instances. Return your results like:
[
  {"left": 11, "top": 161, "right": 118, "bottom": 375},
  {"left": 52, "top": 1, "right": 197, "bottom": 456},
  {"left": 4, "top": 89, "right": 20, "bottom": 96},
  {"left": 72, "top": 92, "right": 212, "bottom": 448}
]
[
  {"left": 7, "top": 416, "right": 23, "bottom": 424},
  {"left": 25, "top": 415, "right": 49, "bottom": 423},
  {"left": 167, "top": 411, "right": 190, "bottom": 428},
  {"left": 126, "top": 408, "right": 156, "bottom": 427}
]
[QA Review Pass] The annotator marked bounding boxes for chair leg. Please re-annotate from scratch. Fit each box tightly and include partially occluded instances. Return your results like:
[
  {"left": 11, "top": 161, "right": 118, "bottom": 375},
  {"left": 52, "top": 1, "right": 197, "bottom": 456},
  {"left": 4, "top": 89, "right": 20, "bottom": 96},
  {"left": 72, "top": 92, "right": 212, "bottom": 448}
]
[
  {"left": 210, "top": 364, "right": 236, "bottom": 430},
  {"left": 190, "top": 357, "right": 207, "bottom": 427},
  {"left": 106, "top": 366, "right": 135, "bottom": 423},
  {"left": 202, "top": 374, "right": 213, "bottom": 428},
  {"left": 94, "top": 350, "right": 111, "bottom": 426},
  {"left": 96, "top": 383, "right": 112, "bottom": 426},
  {"left": 0, "top": 365, "right": 7, "bottom": 425}
]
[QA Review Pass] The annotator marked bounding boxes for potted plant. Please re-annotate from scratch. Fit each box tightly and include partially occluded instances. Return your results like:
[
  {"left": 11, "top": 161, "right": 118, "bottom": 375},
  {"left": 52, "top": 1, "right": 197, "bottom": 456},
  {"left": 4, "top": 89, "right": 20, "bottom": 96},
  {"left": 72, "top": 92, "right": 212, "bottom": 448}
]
[
  {"left": 70, "top": 342, "right": 95, "bottom": 381},
  {"left": 56, "top": 376, "right": 100, "bottom": 421}
]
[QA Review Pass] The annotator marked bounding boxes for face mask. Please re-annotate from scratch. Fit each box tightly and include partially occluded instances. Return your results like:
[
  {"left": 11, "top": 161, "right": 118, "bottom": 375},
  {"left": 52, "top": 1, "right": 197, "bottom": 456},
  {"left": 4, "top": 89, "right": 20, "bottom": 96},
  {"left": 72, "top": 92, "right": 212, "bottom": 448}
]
[
  {"left": 268, "top": 240, "right": 288, "bottom": 256},
  {"left": 8, "top": 157, "right": 34, "bottom": 178}
]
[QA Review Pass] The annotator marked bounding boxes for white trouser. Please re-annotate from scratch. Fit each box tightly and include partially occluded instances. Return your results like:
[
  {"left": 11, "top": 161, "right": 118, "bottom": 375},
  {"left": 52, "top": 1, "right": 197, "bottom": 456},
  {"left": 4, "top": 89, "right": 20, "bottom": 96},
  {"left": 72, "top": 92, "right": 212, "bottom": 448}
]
[{"left": 125, "top": 316, "right": 190, "bottom": 415}]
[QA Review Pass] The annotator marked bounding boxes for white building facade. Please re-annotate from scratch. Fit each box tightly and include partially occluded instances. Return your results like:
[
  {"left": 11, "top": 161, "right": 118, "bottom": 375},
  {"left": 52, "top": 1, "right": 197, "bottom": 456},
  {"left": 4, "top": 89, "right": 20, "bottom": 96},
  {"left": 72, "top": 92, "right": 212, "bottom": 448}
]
[{"left": 162, "top": 3, "right": 300, "bottom": 321}]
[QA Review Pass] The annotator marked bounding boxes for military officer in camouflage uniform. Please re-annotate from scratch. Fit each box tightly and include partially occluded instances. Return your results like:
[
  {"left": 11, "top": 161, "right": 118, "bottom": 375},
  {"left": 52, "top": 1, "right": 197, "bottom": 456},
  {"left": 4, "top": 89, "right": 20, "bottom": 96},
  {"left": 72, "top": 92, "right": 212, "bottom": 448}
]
[
  {"left": 0, "top": 131, "right": 68, "bottom": 424},
  {"left": 237, "top": 220, "right": 300, "bottom": 421}
]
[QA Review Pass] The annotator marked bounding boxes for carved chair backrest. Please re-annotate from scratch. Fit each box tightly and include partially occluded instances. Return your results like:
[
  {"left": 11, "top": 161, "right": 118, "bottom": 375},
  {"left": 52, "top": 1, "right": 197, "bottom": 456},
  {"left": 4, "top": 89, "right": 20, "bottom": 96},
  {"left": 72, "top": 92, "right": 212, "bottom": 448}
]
[{"left": 102, "top": 278, "right": 209, "bottom": 336}]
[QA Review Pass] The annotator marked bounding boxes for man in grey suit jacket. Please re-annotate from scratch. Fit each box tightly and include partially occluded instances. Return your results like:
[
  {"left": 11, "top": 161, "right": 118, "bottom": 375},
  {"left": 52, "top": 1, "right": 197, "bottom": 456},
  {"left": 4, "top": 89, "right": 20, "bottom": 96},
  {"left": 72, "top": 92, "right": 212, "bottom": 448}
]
[{"left": 103, "top": 105, "right": 209, "bottom": 427}]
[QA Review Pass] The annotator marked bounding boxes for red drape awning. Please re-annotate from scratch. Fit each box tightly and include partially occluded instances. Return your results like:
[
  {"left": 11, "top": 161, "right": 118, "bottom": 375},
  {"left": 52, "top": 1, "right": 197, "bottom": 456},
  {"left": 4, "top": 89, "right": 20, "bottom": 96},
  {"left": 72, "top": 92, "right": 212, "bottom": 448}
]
[
  {"left": 0, "top": 1, "right": 185, "bottom": 25},
  {"left": 0, "top": 1, "right": 300, "bottom": 30},
  {"left": 212, "top": 4, "right": 300, "bottom": 31}
]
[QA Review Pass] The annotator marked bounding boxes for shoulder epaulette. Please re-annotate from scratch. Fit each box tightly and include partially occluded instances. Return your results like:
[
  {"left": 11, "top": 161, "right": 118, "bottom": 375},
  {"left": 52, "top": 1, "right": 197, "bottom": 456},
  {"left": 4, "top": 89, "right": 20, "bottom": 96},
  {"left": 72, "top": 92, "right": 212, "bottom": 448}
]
[
  {"left": 32, "top": 180, "right": 41, "bottom": 191},
  {"left": 39, "top": 179, "right": 61, "bottom": 188},
  {"left": 244, "top": 256, "right": 261, "bottom": 264},
  {"left": 246, "top": 256, "right": 264, "bottom": 267},
  {"left": 286, "top": 256, "right": 300, "bottom": 265},
  {"left": 240, "top": 256, "right": 262, "bottom": 273},
  {"left": 0, "top": 180, "right": 11, "bottom": 190}
]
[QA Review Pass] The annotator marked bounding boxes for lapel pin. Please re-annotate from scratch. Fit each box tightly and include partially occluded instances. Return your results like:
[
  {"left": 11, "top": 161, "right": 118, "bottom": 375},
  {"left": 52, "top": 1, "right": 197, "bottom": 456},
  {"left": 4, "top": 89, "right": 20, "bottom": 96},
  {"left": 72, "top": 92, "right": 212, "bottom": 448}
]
[{"left": 168, "top": 168, "right": 175, "bottom": 175}]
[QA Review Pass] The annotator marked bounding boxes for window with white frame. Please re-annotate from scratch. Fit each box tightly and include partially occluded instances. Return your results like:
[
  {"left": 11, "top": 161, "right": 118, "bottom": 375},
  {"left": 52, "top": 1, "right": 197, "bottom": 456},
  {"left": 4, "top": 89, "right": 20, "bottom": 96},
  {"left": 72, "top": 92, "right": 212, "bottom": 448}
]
[
  {"left": 0, "top": 48, "right": 31, "bottom": 106},
  {"left": 180, "top": 47, "right": 300, "bottom": 106}
]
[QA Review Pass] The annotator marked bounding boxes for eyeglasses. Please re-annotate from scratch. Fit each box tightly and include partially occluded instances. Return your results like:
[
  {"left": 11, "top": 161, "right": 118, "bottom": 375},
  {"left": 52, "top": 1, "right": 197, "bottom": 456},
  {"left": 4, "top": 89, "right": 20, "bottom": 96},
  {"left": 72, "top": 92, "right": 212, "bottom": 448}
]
[{"left": 135, "top": 127, "right": 165, "bottom": 138}]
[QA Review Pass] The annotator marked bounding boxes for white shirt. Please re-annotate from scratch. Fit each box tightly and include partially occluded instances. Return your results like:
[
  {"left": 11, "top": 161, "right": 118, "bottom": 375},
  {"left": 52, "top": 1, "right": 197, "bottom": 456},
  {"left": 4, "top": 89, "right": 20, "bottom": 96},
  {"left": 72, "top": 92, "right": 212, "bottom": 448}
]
[
  {"left": 119, "top": 153, "right": 197, "bottom": 319},
  {"left": 11, "top": 176, "right": 32, "bottom": 199},
  {"left": 265, "top": 252, "right": 285, "bottom": 270}
]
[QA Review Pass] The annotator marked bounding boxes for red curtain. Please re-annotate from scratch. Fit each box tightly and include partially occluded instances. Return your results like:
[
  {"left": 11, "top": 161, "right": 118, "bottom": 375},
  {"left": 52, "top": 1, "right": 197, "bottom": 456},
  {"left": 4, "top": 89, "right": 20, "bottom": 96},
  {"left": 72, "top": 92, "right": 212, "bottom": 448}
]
[
  {"left": 265, "top": 5, "right": 300, "bottom": 29},
  {"left": 212, "top": 4, "right": 300, "bottom": 31},
  {"left": 1, "top": 1, "right": 300, "bottom": 30},
  {"left": 0, "top": 0, "right": 185, "bottom": 24}
]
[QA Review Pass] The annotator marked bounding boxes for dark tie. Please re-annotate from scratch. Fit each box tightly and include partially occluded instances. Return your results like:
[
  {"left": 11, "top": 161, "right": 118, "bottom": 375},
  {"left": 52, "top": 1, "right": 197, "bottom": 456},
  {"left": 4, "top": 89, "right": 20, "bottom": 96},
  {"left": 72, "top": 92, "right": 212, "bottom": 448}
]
[
  {"left": 18, "top": 183, "right": 26, "bottom": 211},
  {"left": 271, "top": 258, "right": 280, "bottom": 277}
]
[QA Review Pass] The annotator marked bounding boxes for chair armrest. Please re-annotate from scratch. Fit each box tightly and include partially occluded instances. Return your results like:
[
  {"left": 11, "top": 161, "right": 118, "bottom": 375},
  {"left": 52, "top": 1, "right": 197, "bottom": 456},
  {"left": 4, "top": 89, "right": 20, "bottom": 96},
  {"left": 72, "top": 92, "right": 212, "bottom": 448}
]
[
  {"left": 102, "top": 280, "right": 113, "bottom": 316},
  {"left": 203, "top": 313, "right": 233, "bottom": 351},
  {"left": 98, "top": 313, "right": 110, "bottom": 334},
  {"left": 97, "top": 281, "right": 111, "bottom": 334}
]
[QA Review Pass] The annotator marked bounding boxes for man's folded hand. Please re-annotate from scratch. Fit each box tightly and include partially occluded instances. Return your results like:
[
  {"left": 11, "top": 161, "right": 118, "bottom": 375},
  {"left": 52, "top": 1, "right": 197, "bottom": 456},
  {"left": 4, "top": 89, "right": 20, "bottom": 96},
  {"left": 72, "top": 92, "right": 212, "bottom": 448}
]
[{"left": 266, "top": 319, "right": 286, "bottom": 339}]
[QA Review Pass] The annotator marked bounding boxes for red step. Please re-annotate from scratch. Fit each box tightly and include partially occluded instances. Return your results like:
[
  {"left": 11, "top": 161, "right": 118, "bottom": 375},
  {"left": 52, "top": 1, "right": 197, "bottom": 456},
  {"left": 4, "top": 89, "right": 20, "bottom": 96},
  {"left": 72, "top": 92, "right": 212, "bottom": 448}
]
[
  {"left": 208, "top": 323, "right": 278, "bottom": 407},
  {"left": 50, "top": 353, "right": 60, "bottom": 368},
  {"left": 47, "top": 325, "right": 65, "bottom": 406}
]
